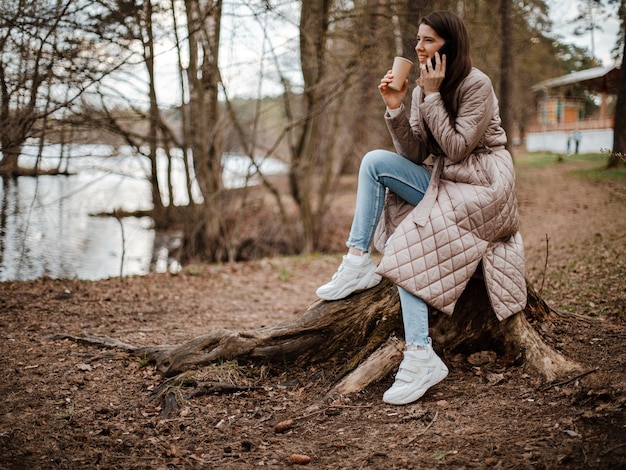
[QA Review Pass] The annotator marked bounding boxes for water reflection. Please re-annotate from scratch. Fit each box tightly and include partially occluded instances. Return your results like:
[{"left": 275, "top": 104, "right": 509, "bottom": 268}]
[{"left": 0, "top": 143, "right": 288, "bottom": 281}]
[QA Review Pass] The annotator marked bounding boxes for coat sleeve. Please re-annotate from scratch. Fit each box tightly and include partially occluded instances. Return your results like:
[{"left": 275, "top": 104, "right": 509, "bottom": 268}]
[
  {"left": 420, "top": 72, "right": 496, "bottom": 163},
  {"left": 383, "top": 87, "right": 430, "bottom": 165}
]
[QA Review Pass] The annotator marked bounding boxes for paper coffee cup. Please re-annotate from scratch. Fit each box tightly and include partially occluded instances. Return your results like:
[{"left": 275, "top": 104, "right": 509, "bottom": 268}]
[{"left": 389, "top": 56, "right": 413, "bottom": 91}]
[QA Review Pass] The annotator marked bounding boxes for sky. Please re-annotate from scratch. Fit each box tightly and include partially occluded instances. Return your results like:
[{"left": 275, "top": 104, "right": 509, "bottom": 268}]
[
  {"left": 548, "top": 0, "right": 621, "bottom": 66},
  {"left": 134, "top": 0, "right": 622, "bottom": 107}
]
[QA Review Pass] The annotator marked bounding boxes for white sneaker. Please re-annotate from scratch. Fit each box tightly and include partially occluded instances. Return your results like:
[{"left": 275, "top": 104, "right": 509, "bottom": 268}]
[
  {"left": 382, "top": 341, "right": 448, "bottom": 405},
  {"left": 316, "top": 255, "right": 382, "bottom": 301}
]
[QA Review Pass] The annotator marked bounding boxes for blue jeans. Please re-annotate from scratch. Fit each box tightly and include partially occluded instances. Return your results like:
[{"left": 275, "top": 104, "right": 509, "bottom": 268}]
[{"left": 347, "top": 149, "right": 432, "bottom": 347}]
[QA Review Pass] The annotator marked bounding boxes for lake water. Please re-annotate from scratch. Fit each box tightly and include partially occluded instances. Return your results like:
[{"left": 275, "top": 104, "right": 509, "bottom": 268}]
[{"left": 0, "top": 143, "right": 288, "bottom": 281}]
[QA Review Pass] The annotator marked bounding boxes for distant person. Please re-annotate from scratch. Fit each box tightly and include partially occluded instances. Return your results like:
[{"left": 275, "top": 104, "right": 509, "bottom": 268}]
[
  {"left": 315, "top": 11, "right": 526, "bottom": 405},
  {"left": 573, "top": 131, "right": 582, "bottom": 154},
  {"left": 566, "top": 132, "right": 572, "bottom": 155}
]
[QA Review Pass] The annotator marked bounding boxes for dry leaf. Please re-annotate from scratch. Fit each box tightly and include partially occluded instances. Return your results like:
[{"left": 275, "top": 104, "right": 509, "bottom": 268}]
[{"left": 467, "top": 351, "right": 497, "bottom": 366}]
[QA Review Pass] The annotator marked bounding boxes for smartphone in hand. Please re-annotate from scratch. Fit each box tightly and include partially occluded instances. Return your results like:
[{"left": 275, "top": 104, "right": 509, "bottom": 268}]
[{"left": 431, "top": 41, "right": 455, "bottom": 69}]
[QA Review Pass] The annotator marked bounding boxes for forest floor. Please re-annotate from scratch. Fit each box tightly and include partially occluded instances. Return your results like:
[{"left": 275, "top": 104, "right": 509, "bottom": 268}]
[{"left": 1, "top": 151, "right": 625, "bottom": 469}]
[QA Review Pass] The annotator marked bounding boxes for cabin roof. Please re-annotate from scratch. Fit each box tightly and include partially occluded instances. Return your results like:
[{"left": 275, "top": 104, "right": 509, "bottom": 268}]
[{"left": 531, "top": 65, "right": 621, "bottom": 94}]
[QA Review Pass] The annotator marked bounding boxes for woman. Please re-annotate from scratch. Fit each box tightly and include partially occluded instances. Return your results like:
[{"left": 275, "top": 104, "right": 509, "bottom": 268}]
[{"left": 316, "top": 10, "right": 527, "bottom": 405}]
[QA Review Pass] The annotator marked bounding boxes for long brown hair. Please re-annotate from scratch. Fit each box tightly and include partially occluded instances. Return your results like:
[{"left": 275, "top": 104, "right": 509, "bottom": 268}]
[{"left": 420, "top": 11, "right": 473, "bottom": 117}]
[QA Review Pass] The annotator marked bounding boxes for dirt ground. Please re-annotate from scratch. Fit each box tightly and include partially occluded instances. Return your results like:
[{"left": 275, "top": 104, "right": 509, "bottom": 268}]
[{"left": 1, "top": 153, "right": 625, "bottom": 469}]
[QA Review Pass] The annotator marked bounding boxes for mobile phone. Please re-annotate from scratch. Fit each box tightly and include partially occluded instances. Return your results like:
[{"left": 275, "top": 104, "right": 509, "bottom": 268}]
[{"left": 431, "top": 41, "right": 455, "bottom": 69}]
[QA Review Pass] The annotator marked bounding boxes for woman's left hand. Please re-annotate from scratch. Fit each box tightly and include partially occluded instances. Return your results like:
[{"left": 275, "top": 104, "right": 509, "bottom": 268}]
[{"left": 417, "top": 51, "right": 446, "bottom": 96}]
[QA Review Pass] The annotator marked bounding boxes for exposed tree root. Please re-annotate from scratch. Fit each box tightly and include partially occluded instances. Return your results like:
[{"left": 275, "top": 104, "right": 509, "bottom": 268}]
[{"left": 51, "top": 277, "right": 582, "bottom": 401}]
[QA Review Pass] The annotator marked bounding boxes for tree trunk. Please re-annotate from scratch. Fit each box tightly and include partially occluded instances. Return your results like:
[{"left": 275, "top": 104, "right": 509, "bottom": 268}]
[
  {"left": 401, "top": 0, "right": 434, "bottom": 61},
  {"left": 184, "top": 0, "right": 225, "bottom": 260},
  {"left": 499, "top": 0, "right": 515, "bottom": 156},
  {"left": 608, "top": 17, "right": 626, "bottom": 168},
  {"left": 143, "top": 0, "right": 167, "bottom": 217},
  {"left": 57, "top": 278, "right": 582, "bottom": 402},
  {"left": 0, "top": 145, "right": 21, "bottom": 175},
  {"left": 290, "top": 0, "right": 331, "bottom": 253}
]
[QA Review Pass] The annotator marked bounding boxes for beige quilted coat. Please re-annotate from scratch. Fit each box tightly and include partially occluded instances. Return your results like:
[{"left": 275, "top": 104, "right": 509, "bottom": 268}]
[{"left": 374, "top": 68, "right": 527, "bottom": 320}]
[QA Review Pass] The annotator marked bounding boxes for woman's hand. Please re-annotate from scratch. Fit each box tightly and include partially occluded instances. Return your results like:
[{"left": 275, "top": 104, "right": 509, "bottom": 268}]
[
  {"left": 417, "top": 52, "right": 446, "bottom": 96},
  {"left": 378, "top": 69, "right": 406, "bottom": 110}
]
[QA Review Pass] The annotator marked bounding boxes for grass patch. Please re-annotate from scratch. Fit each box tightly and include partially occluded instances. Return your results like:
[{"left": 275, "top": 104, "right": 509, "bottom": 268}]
[
  {"left": 570, "top": 165, "right": 626, "bottom": 181},
  {"left": 136, "top": 355, "right": 152, "bottom": 368},
  {"left": 278, "top": 265, "right": 290, "bottom": 281},
  {"left": 200, "top": 359, "right": 250, "bottom": 384},
  {"left": 516, "top": 151, "right": 606, "bottom": 168},
  {"left": 517, "top": 151, "right": 626, "bottom": 181}
]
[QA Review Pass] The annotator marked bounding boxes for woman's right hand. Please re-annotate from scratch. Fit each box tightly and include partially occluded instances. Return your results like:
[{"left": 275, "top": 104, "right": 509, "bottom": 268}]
[{"left": 378, "top": 69, "right": 406, "bottom": 110}]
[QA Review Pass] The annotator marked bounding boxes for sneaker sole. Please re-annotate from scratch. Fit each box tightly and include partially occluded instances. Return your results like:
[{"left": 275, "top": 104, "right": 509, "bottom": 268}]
[
  {"left": 317, "top": 273, "right": 382, "bottom": 301},
  {"left": 382, "top": 365, "right": 449, "bottom": 405}
]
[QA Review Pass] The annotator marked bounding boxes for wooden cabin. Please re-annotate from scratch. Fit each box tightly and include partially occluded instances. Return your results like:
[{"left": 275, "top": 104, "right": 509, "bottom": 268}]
[{"left": 526, "top": 65, "right": 620, "bottom": 152}]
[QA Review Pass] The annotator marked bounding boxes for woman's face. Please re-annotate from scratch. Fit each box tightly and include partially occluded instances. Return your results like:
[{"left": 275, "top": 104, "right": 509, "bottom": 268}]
[{"left": 415, "top": 24, "right": 446, "bottom": 66}]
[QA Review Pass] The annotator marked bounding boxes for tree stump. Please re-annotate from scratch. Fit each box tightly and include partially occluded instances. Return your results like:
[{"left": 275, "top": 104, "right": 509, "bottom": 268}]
[{"left": 55, "top": 277, "right": 581, "bottom": 402}]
